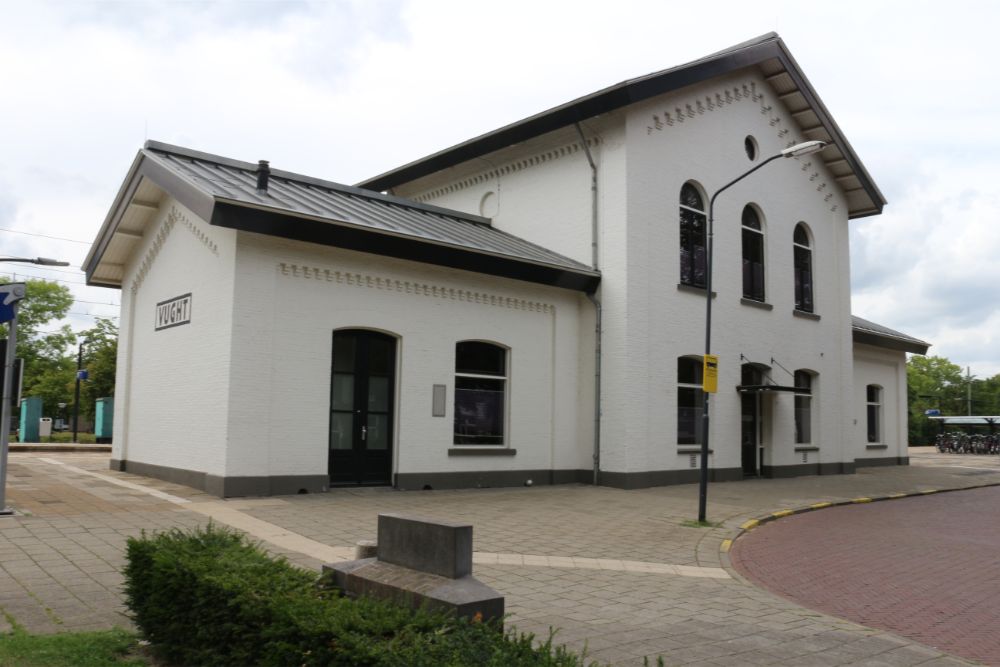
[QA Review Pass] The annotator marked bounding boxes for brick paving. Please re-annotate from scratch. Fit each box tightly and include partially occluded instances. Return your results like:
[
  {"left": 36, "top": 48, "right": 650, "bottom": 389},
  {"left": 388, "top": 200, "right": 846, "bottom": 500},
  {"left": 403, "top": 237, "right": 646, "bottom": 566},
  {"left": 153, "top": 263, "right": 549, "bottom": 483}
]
[
  {"left": 0, "top": 448, "right": 995, "bottom": 665},
  {"left": 731, "top": 482, "right": 1000, "bottom": 666}
]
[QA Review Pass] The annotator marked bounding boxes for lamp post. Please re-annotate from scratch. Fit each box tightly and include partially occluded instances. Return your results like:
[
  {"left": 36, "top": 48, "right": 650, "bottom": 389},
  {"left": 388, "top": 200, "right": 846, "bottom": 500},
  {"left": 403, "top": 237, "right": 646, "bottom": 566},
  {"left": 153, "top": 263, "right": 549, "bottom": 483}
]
[
  {"left": 0, "top": 256, "right": 71, "bottom": 515},
  {"left": 697, "top": 140, "right": 828, "bottom": 523},
  {"left": 0, "top": 257, "right": 71, "bottom": 267}
]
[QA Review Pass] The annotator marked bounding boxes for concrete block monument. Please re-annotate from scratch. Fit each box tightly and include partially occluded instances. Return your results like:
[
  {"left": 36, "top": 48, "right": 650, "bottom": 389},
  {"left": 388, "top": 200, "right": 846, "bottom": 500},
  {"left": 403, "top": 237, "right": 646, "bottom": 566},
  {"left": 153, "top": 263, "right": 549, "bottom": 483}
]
[{"left": 323, "top": 513, "right": 503, "bottom": 623}]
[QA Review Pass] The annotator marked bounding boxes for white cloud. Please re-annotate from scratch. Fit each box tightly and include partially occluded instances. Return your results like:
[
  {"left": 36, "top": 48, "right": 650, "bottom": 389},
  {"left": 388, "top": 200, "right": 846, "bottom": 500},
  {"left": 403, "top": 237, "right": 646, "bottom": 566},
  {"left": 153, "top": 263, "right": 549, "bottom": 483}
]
[{"left": 2, "top": 0, "right": 999, "bottom": 378}]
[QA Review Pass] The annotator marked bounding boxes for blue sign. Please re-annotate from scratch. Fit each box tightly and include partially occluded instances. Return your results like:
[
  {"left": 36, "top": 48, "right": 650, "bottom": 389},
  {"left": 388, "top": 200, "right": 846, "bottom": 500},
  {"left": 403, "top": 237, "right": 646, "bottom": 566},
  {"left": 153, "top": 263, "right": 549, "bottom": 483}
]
[
  {"left": 77, "top": 370, "right": 89, "bottom": 381},
  {"left": 924, "top": 409, "right": 941, "bottom": 416},
  {"left": 0, "top": 283, "right": 26, "bottom": 324}
]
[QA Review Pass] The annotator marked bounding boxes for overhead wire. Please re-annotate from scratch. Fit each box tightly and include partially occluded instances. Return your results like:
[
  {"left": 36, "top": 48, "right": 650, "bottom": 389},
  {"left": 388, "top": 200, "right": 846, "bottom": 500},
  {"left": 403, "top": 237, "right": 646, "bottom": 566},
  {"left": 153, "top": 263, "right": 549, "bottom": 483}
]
[{"left": 0, "top": 227, "right": 92, "bottom": 244}]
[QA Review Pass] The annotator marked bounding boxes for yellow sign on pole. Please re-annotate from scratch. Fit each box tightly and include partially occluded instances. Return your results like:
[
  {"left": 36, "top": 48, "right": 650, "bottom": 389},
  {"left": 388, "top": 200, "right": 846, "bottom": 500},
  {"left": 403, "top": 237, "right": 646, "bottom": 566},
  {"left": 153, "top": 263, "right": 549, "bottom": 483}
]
[{"left": 703, "top": 354, "right": 719, "bottom": 393}]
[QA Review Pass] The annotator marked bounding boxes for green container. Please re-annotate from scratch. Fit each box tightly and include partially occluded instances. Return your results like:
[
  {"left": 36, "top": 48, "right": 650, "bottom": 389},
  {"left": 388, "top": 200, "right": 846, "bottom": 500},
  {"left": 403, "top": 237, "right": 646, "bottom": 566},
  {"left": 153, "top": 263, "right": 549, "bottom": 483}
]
[
  {"left": 19, "top": 396, "right": 41, "bottom": 442},
  {"left": 95, "top": 397, "right": 114, "bottom": 442}
]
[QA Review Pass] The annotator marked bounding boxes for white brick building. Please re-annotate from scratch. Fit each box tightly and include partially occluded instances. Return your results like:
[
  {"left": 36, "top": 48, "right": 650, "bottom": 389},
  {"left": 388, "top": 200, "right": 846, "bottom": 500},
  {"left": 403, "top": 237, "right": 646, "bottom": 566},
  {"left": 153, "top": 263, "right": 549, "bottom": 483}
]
[{"left": 84, "top": 33, "right": 927, "bottom": 496}]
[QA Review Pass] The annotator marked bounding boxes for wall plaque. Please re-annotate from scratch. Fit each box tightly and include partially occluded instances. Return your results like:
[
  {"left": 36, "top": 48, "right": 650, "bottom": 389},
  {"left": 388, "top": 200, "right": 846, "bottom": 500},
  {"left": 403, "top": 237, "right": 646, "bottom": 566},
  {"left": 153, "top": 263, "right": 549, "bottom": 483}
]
[{"left": 155, "top": 293, "right": 192, "bottom": 331}]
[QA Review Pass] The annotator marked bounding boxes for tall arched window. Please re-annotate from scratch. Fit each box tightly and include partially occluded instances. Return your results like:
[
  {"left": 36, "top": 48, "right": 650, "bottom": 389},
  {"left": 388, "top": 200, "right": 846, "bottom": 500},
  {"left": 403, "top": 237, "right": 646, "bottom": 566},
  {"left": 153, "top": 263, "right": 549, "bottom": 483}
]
[
  {"left": 742, "top": 205, "right": 765, "bottom": 301},
  {"left": 679, "top": 183, "right": 707, "bottom": 287},
  {"left": 793, "top": 223, "right": 813, "bottom": 312},
  {"left": 677, "top": 356, "right": 704, "bottom": 444},
  {"left": 454, "top": 341, "right": 507, "bottom": 445},
  {"left": 794, "top": 370, "right": 813, "bottom": 444}
]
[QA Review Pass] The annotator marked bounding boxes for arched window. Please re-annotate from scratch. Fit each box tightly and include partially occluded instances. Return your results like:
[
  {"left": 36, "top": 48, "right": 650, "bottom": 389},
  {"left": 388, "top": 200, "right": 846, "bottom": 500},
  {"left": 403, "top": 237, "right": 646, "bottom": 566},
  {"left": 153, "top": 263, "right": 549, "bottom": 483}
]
[
  {"left": 454, "top": 341, "right": 507, "bottom": 445},
  {"left": 794, "top": 371, "right": 814, "bottom": 444},
  {"left": 866, "top": 385, "right": 882, "bottom": 443},
  {"left": 793, "top": 223, "right": 813, "bottom": 312},
  {"left": 742, "top": 205, "right": 765, "bottom": 301},
  {"left": 677, "top": 356, "right": 703, "bottom": 444},
  {"left": 679, "top": 183, "right": 707, "bottom": 287}
]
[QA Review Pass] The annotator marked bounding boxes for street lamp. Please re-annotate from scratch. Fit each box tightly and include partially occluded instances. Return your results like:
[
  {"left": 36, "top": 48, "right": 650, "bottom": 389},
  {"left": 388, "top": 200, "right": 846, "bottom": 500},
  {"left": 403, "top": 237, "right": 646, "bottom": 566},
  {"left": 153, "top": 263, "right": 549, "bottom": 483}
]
[
  {"left": 0, "top": 256, "right": 70, "bottom": 515},
  {"left": 697, "top": 140, "right": 828, "bottom": 523},
  {"left": 0, "top": 257, "right": 71, "bottom": 266}
]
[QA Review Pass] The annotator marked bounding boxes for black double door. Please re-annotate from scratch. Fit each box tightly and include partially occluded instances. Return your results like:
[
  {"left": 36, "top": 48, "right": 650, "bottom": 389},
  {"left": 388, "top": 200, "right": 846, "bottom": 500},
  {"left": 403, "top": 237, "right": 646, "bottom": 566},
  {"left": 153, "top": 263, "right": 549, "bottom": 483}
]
[{"left": 329, "top": 330, "right": 395, "bottom": 486}]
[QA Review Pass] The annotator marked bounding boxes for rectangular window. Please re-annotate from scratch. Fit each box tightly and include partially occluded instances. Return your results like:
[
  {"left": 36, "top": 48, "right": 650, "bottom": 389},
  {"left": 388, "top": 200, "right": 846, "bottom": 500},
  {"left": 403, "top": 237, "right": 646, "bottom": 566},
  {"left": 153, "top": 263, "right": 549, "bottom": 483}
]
[
  {"left": 454, "top": 342, "right": 507, "bottom": 445},
  {"left": 794, "top": 371, "right": 812, "bottom": 444},
  {"left": 677, "top": 387, "right": 704, "bottom": 445},
  {"left": 742, "top": 229, "right": 765, "bottom": 301},
  {"left": 866, "top": 385, "right": 881, "bottom": 443},
  {"left": 794, "top": 246, "right": 813, "bottom": 312}
]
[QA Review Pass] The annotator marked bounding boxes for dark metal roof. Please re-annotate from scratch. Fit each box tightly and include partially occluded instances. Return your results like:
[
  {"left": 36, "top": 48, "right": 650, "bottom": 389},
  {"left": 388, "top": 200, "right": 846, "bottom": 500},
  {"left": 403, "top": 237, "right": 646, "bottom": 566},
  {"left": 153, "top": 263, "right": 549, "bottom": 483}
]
[
  {"left": 852, "top": 315, "right": 930, "bottom": 355},
  {"left": 357, "top": 32, "right": 886, "bottom": 219},
  {"left": 83, "top": 142, "right": 600, "bottom": 292}
]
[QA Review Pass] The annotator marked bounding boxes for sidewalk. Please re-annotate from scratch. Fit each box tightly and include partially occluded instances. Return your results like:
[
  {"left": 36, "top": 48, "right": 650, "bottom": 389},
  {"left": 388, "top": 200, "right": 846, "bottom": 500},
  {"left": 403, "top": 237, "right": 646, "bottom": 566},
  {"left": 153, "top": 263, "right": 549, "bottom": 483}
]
[{"left": 0, "top": 448, "right": 993, "bottom": 666}]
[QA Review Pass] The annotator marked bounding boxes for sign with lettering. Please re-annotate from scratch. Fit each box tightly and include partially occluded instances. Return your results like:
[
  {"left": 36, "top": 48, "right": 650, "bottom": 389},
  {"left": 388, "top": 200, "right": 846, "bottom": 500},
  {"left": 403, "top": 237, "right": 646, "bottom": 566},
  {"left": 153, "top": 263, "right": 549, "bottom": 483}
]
[{"left": 155, "top": 293, "right": 192, "bottom": 331}]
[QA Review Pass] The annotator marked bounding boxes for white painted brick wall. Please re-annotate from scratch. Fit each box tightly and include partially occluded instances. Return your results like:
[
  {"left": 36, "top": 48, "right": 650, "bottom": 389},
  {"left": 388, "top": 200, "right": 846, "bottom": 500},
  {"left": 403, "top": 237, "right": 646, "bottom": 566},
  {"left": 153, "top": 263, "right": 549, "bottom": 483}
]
[
  {"left": 225, "top": 232, "right": 593, "bottom": 478},
  {"left": 395, "top": 70, "right": 880, "bottom": 476},
  {"left": 112, "top": 202, "right": 236, "bottom": 476},
  {"left": 853, "top": 344, "right": 908, "bottom": 460}
]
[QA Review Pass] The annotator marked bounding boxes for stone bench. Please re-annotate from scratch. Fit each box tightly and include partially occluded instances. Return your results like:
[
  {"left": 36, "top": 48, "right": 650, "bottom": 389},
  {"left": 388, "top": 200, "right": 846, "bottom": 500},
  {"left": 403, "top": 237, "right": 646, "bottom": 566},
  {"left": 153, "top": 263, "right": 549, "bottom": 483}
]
[{"left": 323, "top": 513, "right": 504, "bottom": 623}]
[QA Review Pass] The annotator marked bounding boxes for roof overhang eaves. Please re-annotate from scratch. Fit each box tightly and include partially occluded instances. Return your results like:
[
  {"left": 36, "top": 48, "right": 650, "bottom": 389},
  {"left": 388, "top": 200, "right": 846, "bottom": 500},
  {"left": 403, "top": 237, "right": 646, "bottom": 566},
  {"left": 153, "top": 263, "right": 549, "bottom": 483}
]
[
  {"left": 83, "top": 149, "right": 215, "bottom": 286},
  {"left": 210, "top": 200, "right": 601, "bottom": 293},
  {"left": 356, "top": 34, "right": 886, "bottom": 218},
  {"left": 853, "top": 330, "right": 930, "bottom": 355}
]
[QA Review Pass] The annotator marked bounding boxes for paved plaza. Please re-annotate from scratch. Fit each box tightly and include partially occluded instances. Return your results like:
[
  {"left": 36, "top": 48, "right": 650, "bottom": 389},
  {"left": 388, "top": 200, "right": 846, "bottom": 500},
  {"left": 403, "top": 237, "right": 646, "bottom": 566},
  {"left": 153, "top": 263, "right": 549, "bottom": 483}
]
[{"left": 0, "top": 448, "right": 996, "bottom": 665}]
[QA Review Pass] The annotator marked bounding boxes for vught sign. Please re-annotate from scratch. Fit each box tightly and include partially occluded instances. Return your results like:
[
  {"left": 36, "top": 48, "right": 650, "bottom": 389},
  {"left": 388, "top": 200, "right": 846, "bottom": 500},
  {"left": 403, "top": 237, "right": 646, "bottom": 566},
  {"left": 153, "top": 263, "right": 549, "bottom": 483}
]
[{"left": 155, "top": 293, "right": 192, "bottom": 331}]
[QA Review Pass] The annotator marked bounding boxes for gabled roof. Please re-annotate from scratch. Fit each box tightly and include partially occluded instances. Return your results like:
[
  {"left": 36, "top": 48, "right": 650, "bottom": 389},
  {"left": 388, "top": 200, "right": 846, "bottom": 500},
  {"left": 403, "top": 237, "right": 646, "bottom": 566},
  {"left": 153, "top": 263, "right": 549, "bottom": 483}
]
[
  {"left": 357, "top": 32, "right": 886, "bottom": 219},
  {"left": 83, "top": 141, "right": 601, "bottom": 292},
  {"left": 852, "top": 315, "right": 930, "bottom": 355}
]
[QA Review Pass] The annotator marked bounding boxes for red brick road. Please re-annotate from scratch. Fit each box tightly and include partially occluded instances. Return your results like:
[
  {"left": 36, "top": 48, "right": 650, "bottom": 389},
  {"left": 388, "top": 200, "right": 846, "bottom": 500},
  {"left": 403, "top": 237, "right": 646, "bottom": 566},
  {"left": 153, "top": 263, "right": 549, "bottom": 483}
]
[{"left": 731, "top": 486, "right": 1000, "bottom": 666}]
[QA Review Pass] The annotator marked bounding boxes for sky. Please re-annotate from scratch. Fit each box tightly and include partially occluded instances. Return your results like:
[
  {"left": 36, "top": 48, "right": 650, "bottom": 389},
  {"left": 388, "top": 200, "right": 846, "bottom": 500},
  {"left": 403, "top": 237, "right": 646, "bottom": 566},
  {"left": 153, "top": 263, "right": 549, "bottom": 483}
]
[{"left": 1, "top": 0, "right": 998, "bottom": 374}]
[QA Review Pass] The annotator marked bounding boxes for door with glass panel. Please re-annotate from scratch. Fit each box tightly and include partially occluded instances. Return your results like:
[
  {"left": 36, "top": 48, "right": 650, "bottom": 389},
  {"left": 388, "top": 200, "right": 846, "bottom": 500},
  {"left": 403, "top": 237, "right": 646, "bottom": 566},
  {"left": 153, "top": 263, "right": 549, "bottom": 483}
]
[{"left": 329, "top": 330, "right": 395, "bottom": 485}]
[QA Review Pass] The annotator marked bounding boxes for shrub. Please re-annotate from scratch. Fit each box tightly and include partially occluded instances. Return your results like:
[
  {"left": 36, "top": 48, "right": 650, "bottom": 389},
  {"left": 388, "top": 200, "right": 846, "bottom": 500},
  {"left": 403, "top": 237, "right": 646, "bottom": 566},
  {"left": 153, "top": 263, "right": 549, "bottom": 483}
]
[{"left": 123, "top": 524, "right": 592, "bottom": 666}]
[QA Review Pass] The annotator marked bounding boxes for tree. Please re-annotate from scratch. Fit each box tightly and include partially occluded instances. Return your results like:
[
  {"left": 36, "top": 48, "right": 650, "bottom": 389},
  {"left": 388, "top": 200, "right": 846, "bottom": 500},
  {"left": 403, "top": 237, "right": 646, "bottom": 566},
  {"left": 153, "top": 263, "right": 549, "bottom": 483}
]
[
  {"left": 907, "top": 355, "right": 964, "bottom": 445},
  {"left": 80, "top": 317, "right": 117, "bottom": 420},
  {"left": 0, "top": 277, "right": 76, "bottom": 415}
]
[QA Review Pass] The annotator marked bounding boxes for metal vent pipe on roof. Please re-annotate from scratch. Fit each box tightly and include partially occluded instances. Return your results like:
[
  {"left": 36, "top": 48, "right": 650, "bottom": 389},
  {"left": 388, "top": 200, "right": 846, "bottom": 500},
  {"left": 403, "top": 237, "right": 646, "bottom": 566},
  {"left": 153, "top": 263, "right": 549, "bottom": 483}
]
[{"left": 256, "top": 160, "right": 271, "bottom": 193}]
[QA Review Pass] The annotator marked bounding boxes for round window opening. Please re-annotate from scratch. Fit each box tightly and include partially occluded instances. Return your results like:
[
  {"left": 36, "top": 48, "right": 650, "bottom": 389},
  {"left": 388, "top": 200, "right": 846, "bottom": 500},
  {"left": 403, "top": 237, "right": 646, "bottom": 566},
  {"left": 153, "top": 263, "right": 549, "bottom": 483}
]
[{"left": 744, "top": 135, "right": 758, "bottom": 161}]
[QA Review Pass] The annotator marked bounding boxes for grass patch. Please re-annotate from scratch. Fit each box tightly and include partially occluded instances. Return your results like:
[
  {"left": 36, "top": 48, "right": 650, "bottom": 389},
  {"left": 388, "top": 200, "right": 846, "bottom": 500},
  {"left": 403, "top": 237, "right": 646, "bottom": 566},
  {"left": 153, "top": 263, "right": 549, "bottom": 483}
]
[
  {"left": 0, "top": 627, "right": 145, "bottom": 667},
  {"left": 39, "top": 431, "right": 97, "bottom": 444},
  {"left": 680, "top": 519, "right": 723, "bottom": 528}
]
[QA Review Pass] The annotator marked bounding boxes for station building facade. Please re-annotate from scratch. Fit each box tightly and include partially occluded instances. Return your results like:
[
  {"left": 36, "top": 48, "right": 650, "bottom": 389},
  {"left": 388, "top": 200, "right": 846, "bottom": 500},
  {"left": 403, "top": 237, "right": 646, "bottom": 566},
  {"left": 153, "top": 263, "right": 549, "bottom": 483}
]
[{"left": 84, "top": 33, "right": 928, "bottom": 496}]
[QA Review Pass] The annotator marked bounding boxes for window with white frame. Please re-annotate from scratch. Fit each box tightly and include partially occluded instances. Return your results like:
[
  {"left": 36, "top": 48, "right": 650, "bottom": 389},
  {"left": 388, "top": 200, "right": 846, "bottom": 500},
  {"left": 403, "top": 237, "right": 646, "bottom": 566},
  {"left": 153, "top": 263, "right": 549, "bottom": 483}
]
[
  {"left": 794, "top": 370, "right": 813, "bottom": 444},
  {"left": 679, "top": 182, "right": 707, "bottom": 288},
  {"left": 866, "top": 385, "right": 882, "bottom": 443},
  {"left": 454, "top": 341, "right": 507, "bottom": 445},
  {"left": 742, "top": 205, "right": 765, "bottom": 301},
  {"left": 677, "top": 356, "right": 704, "bottom": 445},
  {"left": 793, "top": 223, "right": 814, "bottom": 312}
]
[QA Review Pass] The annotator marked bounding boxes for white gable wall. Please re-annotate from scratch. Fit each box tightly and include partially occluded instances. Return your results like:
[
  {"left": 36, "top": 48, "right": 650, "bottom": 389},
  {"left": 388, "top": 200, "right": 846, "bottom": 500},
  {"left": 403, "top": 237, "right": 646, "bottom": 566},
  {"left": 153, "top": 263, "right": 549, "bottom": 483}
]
[
  {"left": 622, "top": 70, "right": 854, "bottom": 477},
  {"left": 111, "top": 199, "right": 237, "bottom": 483}
]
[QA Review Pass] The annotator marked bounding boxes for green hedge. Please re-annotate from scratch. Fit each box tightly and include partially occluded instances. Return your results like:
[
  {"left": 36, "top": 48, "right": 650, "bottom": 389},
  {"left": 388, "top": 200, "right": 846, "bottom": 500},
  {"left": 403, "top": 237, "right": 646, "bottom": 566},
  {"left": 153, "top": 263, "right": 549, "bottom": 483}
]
[{"left": 123, "top": 524, "right": 593, "bottom": 667}]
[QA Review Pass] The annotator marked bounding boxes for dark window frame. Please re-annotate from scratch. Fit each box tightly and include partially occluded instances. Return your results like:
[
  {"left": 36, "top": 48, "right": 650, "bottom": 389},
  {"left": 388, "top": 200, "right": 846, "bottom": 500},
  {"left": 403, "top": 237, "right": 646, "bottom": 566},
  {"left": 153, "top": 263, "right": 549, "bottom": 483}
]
[
  {"left": 866, "top": 384, "right": 882, "bottom": 444},
  {"left": 453, "top": 341, "right": 508, "bottom": 446},
  {"left": 677, "top": 356, "right": 704, "bottom": 445},
  {"left": 742, "top": 205, "right": 765, "bottom": 302},
  {"left": 679, "top": 182, "right": 707, "bottom": 288},
  {"left": 793, "top": 223, "right": 814, "bottom": 313},
  {"left": 794, "top": 370, "right": 813, "bottom": 444}
]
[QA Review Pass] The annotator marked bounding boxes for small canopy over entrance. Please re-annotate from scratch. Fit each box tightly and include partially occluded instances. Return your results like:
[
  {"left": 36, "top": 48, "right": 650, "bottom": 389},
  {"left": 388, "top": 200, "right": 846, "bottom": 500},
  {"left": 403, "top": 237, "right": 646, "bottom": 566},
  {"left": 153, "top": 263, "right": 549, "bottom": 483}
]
[{"left": 736, "top": 384, "right": 810, "bottom": 394}]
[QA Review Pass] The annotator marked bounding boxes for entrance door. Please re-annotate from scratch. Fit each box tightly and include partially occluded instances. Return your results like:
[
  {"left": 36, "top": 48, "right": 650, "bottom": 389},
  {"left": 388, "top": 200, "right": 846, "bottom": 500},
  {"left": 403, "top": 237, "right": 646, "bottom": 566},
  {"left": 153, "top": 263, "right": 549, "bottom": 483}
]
[
  {"left": 329, "top": 330, "right": 395, "bottom": 486},
  {"left": 741, "top": 393, "right": 759, "bottom": 476}
]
